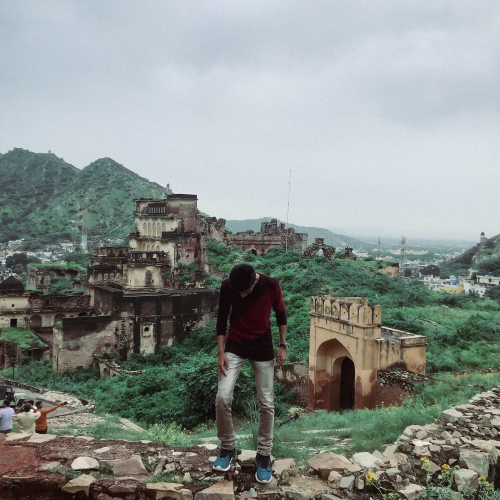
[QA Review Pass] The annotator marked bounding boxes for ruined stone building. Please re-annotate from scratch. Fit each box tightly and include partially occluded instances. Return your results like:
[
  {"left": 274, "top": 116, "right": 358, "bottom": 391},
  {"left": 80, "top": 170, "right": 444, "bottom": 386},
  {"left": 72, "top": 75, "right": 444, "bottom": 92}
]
[
  {"left": 53, "top": 285, "right": 218, "bottom": 372},
  {"left": 87, "top": 193, "right": 228, "bottom": 294},
  {"left": 27, "top": 265, "right": 82, "bottom": 294},
  {"left": 308, "top": 296, "right": 426, "bottom": 411},
  {"left": 0, "top": 277, "right": 51, "bottom": 368},
  {"left": 302, "top": 238, "right": 336, "bottom": 260},
  {"left": 229, "top": 219, "right": 308, "bottom": 255},
  {"left": 0, "top": 276, "right": 91, "bottom": 353},
  {"left": 0, "top": 276, "right": 30, "bottom": 330}
]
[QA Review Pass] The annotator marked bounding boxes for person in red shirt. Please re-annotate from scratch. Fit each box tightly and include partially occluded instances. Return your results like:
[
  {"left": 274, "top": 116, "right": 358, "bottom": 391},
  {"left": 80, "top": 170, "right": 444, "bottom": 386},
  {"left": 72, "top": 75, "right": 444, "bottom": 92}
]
[
  {"left": 35, "top": 400, "right": 67, "bottom": 434},
  {"left": 213, "top": 263, "right": 288, "bottom": 483}
]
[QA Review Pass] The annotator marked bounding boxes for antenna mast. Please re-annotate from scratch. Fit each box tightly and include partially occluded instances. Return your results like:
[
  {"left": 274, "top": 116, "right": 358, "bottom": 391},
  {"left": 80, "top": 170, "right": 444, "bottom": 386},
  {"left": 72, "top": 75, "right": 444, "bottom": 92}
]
[
  {"left": 285, "top": 170, "right": 291, "bottom": 252},
  {"left": 377, "top": 237, "right": 381, "bottom": 261},
  {"left": 400, "top": 236, "right": 407, "bottom": 272}
]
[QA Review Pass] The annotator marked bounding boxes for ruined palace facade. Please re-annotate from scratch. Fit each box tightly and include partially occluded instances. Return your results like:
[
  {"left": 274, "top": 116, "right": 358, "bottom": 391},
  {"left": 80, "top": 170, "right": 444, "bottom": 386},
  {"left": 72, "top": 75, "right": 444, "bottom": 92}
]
[
  {"left": 87, "top": 194, "right": 228, "bottom": 294},
  {"left": 308, "top": 296, "right": 426, "bottom": 411},
  {"left": 53, "top": 285, "right": 219, "bottom": 372},
  {"left": 229, "top": 219, "right": 308, "bottom": 255}
]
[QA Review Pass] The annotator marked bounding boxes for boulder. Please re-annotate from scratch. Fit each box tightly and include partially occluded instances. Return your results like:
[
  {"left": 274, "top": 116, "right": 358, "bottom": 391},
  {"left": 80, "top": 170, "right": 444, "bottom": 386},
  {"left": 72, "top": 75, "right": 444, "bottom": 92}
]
[
  {"left": 147, "top": 483, "right": 193, "bottom": 500},
  {"left": 398, "top": 483, "right": 423, "bottom": 500},
  {"left": 154, "top": 457, "right": 167, "bottom": 477},
  {"left": 238, "top": 450, "right": 256, "bottom": 461},
  {"left": 421, "top": 460, "right": 440, "bottom": 474},
  {"left": 94, "top": 446, "right": 111, "bottom": 454},
  {"left": 109, "top": 455, "right": 148, "bottom": 476},
  {"left": 382, "top": 444, "right": 397, "bottom": 457},
  {"left": 327, "top": 471, "right": 342, "bottom": 483},
  {"left": 453, "top": 469, "right": 479, "bottom": 492},
  {"left": 39, "top": 461, "right": 62, "bottom": 471},
  {"left": 194, "top": 481, "right": 234, "bottom": 500},
  {"left": 273, "top": 458, "right": 295, "bottom": 476},
  {"left": 440, "top": 409, "right": 464, "bottom": 423},
  {"left": 459, "top": 450, "right": 489, "bottom": 478},
  {"left": 308, "top": 452, "right": 360, "bottom": 478},
  {"left": 381, "top": 453, "right": 408, "bottom": 465},
  {"left": 71, "top": 456, "right": 100, "bottom": 470},
  {"left": 281, "top": 476, "right": 329, "bottom": 500},
  {"left": 470, "top": 440, "right": 499, "bottom": 463},
  {"left": 61, "top": 474, "right": 96, "bottom": 496},
  {"left": 5, "top": 433, "right": 28, "bottom": 442},
  {"left": 27, "top": 434, "right": 57, "bottom": 443},
  {"left": 338, "top": 475, "right": 355, "bottom": 490},
  {"left": 351, "top": 452, "right": 378, "bottom": 469}
]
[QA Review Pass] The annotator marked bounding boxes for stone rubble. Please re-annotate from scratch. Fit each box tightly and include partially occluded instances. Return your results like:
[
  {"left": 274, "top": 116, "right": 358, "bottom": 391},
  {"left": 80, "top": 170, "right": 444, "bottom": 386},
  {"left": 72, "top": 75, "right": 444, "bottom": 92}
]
[{"left": 2, "top": 385, "right": 500, "bottom": 499}]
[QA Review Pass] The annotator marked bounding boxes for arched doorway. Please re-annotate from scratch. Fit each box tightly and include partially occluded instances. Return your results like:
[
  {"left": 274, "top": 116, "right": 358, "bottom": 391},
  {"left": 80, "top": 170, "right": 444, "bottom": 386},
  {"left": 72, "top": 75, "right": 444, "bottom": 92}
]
[
  {"left": 339, "top": 357, "right": 355, "bottom": 411},
  {"left": 315, "top": 339, "right": 355, "bottom": 411}
]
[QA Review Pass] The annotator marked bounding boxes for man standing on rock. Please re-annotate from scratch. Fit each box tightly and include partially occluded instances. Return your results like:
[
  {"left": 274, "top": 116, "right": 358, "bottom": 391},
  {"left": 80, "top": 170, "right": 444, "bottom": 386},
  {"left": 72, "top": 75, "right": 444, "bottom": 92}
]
[
  {"left": 213, "top": 263, "right": 288, "bottom": 483},
  {"left": 13, "top": 403, "right": 40, "bottom": 435},
  {"left": 0, "top": 400, "right": 15, "bottom": 434},
  {"left": 35, "top": 400, "right": 67, "bottom": 434}
]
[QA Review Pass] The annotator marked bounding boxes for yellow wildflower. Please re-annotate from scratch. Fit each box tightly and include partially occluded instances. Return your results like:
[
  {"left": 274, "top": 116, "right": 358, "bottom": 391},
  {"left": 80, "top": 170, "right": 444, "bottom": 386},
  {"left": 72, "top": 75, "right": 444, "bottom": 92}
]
[
  {"left": 366, "top": 472, "right": 375, "bottom": 484},
  {"left": 441, "top": 464, "right": 451, "bottom": 470},
  {"left": 420, "top": 457, "right": 429, "bottom": 462},
  {"left": 479, "top": 477, "right": 486, "bottom": 482}
]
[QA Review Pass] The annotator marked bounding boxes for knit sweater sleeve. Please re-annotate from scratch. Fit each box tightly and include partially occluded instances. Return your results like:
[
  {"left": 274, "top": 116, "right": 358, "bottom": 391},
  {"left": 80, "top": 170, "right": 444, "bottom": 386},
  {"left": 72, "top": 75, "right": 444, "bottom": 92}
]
[{"left": 273, "top": 283, "right": 287, "bottom": 326}]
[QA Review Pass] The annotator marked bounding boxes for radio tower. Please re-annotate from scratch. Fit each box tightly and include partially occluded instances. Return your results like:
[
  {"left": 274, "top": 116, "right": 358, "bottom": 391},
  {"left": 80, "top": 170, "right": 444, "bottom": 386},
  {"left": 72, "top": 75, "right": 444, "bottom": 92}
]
[
  {"left": 377, "top": 237, "right": 381, "bottom": 261},
  {"left": 400, "top": 236, "right": 407, "bottom": 271}
]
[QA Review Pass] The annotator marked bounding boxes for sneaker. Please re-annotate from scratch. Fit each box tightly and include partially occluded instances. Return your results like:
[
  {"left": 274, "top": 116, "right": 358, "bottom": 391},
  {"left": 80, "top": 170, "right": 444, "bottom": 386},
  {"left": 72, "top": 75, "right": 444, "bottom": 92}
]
[
  {"left": 254, "top": 453, "right": 272, "bottom": 483},
  {"left": 213, "top": 448, "right": 237, "bottom": 472}
]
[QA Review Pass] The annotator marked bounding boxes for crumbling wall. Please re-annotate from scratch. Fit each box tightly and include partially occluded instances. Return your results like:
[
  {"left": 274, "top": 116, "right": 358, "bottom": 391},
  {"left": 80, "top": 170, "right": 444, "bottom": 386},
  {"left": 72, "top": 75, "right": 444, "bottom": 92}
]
[
  {"left": 52, "top": 316, "right": 122, "bottom": 371},
  {"left": 302, "top": 238, "right": 336, "bottom": 260},
  {"left": 230, "top": 219, "right": 308, "bottom": 255}
]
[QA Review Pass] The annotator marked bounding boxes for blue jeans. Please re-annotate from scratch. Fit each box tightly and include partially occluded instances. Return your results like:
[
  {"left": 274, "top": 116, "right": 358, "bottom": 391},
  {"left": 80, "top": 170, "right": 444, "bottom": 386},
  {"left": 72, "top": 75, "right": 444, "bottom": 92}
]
[{"left": 216, "top": 352, "right": 274, "bottom": 455}]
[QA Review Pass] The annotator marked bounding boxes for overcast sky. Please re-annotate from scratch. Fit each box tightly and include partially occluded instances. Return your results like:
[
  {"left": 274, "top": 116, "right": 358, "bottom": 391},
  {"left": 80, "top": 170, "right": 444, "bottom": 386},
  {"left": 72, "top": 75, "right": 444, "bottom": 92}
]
[{"left": 1, "top": 1, "right": 499, "bottom": 242}]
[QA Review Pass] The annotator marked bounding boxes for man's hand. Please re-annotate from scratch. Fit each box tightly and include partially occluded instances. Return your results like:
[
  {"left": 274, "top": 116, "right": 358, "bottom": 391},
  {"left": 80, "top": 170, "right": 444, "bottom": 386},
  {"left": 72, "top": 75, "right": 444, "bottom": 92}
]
[
  {"left": 276, "top": 346, "right": 287, "bottom": 367},
  {"left": 217, "top": 353, "right": 229, "bottom": 379},
  {"left": 58, "top": 401, "right": 68, "bottom": 407}
]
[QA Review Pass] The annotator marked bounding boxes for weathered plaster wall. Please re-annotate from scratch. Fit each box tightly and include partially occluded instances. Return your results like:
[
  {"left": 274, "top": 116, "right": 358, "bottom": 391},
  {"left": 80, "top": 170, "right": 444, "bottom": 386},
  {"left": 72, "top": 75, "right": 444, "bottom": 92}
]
[{"left": 308, "top": 296, "right": 427, "bottom": 412}]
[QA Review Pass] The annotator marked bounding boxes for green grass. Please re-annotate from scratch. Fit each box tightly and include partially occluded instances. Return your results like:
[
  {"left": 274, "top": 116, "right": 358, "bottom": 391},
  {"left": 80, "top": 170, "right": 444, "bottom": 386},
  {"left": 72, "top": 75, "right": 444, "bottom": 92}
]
[
  {"left": 230, "top": 371, "right": 500, "bottom": 465},
  {"left": 0, "top": 327, "right": 45, "bottom": 348},
  {"left": 27, "top": 262, "right": 85, "bottom": 272}
]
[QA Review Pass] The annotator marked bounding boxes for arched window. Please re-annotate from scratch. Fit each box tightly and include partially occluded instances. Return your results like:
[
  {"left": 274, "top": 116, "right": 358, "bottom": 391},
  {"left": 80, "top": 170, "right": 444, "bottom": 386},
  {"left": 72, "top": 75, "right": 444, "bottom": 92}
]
[
  {"left": 143, "top": 223, "right": 146, "bottom": 235},
  {"left": 97, "top": 273, "right": 102, "bottom": 283},
  {"left": 148, "top": 222, "right": 151, "bottom": 236},
  {"left": 143, "top": 244, "right": 146, "bottom": 250},
  {"left": 147, "top": 245, "right": 150, "bottom": 251},
  {"left": 162, "top": 223, "right": 166, "bottom": 232},
  {"left": 152, "top": 223, "right": 156, "bottom": 237},
  {"left": 156, "top": 245, "right": 160, "bottom": 251},
  {"left": 104, "top": 273, "right": 108, "bottom": 281},
  {"left": 157, "top": 223, "right": 161, "bottom": 235}
]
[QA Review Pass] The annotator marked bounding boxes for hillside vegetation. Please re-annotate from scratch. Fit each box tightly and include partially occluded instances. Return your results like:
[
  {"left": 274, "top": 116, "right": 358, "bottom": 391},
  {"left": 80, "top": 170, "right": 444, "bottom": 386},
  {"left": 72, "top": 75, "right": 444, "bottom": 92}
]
[
  {"left": 0, "top": 148, "right": 165, "bottom": 244},
  {"left": 8, "top": 245, "right": 500, "bottom": 434}
]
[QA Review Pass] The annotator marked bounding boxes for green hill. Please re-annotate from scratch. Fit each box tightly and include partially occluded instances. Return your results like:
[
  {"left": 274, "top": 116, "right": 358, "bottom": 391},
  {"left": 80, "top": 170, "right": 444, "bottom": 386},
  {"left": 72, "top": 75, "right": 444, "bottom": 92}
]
[
  {"left": 0, "top": 148, "right": 165, "bottom": 244},
  {"left": 225, "top": 218, "right": 373, "bottom": 249}
]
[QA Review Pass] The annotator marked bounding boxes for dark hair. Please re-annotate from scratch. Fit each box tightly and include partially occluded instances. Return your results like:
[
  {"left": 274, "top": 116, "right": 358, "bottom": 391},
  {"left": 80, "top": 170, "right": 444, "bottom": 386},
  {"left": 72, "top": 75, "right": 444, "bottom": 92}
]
[
  {"left": 2, "top": 400, "right": 10, "bottom": 407},
  {"left": 27, "top": 400, "right": 34, "bottom": 405},
  {"left": 36, "top": 401, "right": 42, "bottom": 408},
  {"left": 229, "top": 264, "right": 256, "bottom": 292},
  {"left": 23, "top": 403, "right": 32, "bottom": 412}
]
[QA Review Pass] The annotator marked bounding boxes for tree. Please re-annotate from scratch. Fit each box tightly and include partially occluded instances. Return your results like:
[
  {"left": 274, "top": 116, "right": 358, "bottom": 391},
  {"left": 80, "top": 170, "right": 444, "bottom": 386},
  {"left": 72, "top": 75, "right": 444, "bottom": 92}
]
[
  {"left": 6, "top": 253, "right": 29, "bottom": 270},
  {"left": 49, "top": 277, "right": 74, "bottom": 295}
]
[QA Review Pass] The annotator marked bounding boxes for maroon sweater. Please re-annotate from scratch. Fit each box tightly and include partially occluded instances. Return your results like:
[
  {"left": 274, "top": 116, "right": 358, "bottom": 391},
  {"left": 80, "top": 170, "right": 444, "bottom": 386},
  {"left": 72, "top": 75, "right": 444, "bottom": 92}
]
[{"left": 216, "top": 274, "right": 287, "bottom": 361}]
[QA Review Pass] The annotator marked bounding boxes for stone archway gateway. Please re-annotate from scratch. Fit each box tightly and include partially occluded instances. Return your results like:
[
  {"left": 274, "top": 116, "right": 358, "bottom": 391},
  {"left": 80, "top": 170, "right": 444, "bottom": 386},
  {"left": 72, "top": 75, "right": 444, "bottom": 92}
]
[{"left": 308, "top": 296, "right": 427, "bottom": 411}]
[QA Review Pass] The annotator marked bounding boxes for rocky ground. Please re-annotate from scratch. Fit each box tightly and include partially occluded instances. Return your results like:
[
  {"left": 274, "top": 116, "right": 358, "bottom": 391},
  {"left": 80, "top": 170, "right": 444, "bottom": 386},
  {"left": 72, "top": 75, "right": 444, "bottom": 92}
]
[{"left": 2, "top": 385, "right": 500, "bottom": 500}]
